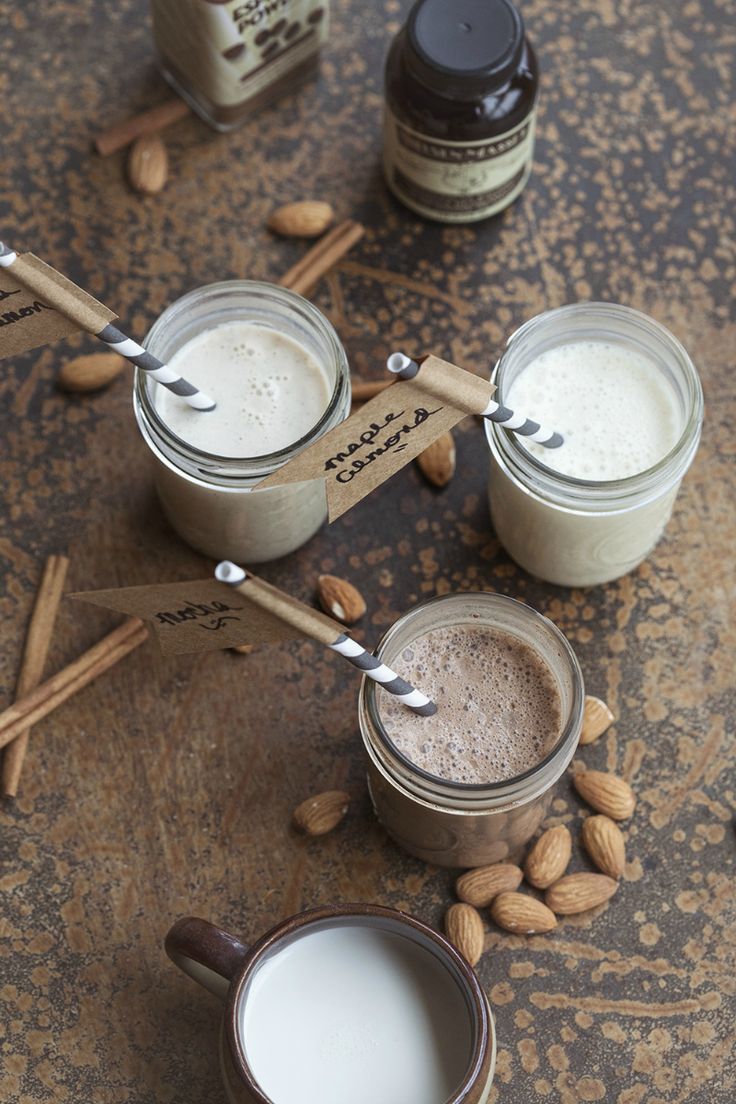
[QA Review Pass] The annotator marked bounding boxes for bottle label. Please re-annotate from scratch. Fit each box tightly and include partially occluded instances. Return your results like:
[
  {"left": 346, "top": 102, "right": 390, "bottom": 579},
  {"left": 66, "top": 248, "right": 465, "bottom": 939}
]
[
  {"left": 383, "top": 107, "right": 536, "bottom": 222},
  {"left": 152, "top": 0, "right": 328, "bottom": 110}
]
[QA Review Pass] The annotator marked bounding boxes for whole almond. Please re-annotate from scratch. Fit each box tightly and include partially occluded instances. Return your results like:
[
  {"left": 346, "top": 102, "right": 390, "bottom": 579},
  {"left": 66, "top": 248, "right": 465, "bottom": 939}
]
[
  {"left": 316, "top": 574, "right": 366, "bottom": 624},
  {"left": 445, "top": 903, "right": 484, "bottom": 966},
  {"left": 292, "top": 790, "right": 349, "bottom": 836},
  {"left": 456, "top": 863, "right": 523, "bottom": 907},
  {"left": 581, "top": 815, "right": 626, "bottom": 878},
  {"left": 57, "top": 352, "right": 125, "bottom": 393},
  {"left": 490, "top": 892, "right": 557, "bottom": 934},
  {"left": 524, "top": 825, "right": 572, "bottom": 889},
  {"left": 545, "top": 872, "right": 618, "bottom": 915},
  {"left": 573, "top": 770, "right": 636, "bottom": 820},
  {"left": 268, "top": 200, "right": 334, "bottom": 238},
  {"left": 127, "top": 133, "right": 168, "bottom": 195},
  {"left": 416, "top": 432, "right": 456, "bottom": 487},
  {"left": 579, "top": 696, "right": 615, "bottom": 745}
]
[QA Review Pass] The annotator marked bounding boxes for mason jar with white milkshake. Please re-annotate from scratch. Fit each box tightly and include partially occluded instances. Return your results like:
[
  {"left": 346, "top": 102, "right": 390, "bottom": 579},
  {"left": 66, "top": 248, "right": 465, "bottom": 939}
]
[
  {"left": 133, "top": 281, "right": 350, "bottom": 562},
  {"left": 485, "top": 303, "right": 704, "bottom": 587}
]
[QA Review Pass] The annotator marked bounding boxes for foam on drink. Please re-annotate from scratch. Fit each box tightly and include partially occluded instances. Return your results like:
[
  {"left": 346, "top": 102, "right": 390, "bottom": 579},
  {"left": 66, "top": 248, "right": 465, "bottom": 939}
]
[
  {"left": 506, "top": 340, "right": 682, "bottom": 479},
  {"left": 154, "top": 320, "right": 331, "bottom": 457},
  {"left": 378, "top": 624, "right": 562, "bottom": 784}
]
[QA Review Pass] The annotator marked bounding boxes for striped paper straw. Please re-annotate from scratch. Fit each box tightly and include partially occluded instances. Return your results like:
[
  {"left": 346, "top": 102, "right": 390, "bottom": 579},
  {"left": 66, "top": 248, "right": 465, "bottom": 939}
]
[
  {"left": 387, "top": 351, "right": 563, "bottom": 448},
  {"left": 0, "top": 242, "right": 215, "bottom": 411},
  {"left": 215, "top": 561, "right": 437, "bottom": 717}
]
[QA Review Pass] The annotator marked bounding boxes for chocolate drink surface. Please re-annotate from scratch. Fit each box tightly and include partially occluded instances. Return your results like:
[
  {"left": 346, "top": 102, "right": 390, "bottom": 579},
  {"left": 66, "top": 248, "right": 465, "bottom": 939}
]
[{"left": 377, "top": 625, "right": 562, "bottom": 785}]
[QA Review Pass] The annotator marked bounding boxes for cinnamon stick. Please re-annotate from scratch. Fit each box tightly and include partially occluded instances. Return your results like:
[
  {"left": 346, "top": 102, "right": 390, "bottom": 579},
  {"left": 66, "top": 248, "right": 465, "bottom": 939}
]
[
  {"left": 94, "top": 98, "right": 191, "bottom": 157},
  {"left": 351, "top": 378, "right": 394, "bottom": 403},
  {"left": 0, "top": 619, "right": 147, "bottom": 750},
  {"left": 280, "top": 219, "right": 365, "bottom": 297},
  {"left": 2, "top": 555, "right": 69, "bottom": 796}
]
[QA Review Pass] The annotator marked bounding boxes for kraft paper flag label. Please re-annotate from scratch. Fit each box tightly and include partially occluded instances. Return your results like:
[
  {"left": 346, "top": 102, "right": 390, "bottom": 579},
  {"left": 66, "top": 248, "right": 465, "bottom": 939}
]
[
  {"left": 0, "top": 253, "right": 115, "bottom": 359},
  {"left": 73, "top": 579, "right": 302, "bottom": 656},
  {"left": 258, "top": 355, "right": 495, "bottom": 521}
]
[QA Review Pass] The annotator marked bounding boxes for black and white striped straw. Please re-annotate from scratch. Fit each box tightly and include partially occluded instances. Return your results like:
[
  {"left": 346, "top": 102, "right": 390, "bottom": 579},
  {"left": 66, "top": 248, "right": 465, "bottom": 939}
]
[
  {"left": 215, "top": 561, "right": 437, "bottom": 717},
  {"left": 387, "top": 351, "right": 563, "bottom": 448},
  {"left": 0, "top": 242, "right": 215, "bottom": 411}
]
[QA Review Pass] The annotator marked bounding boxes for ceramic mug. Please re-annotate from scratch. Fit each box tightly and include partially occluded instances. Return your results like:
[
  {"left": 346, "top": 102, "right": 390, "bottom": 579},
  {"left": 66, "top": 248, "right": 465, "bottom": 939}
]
[{"left": 165, "top": 903, "right": 496, "bottom": 1104}]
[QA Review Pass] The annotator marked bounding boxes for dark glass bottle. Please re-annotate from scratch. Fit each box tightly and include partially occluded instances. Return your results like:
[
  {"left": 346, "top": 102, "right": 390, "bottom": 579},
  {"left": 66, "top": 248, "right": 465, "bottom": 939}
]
[{"left": 384, "top": 0, "right": 538, "bottom": 222}]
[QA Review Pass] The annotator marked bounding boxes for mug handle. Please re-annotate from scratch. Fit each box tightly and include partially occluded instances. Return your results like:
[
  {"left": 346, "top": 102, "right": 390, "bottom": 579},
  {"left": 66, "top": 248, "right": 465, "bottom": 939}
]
[{"left": 165, "top": 916, "right": 249, "bottom": 1000}]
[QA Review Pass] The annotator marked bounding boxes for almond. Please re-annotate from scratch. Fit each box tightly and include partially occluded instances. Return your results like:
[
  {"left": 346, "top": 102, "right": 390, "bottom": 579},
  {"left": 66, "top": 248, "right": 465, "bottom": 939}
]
[
  {"left": 445, "top": 903, "right": 484, "bottom": 966},
  {"left": 127, "top": 133, "right": 168, "bottom": 195},
  {"left": 317, "top": 574, "right": 366, "bottom": 624},
  {"left": 490, "top": 892, "right": 557, "bottom": 934},
  {"left": 57, "top": 352, "right": 125, "bottom": 393},
  {"left": 581, "top": 815, "right": 626, "bottom": 878},
  {"left": 545, "top": 872, "right": 618, "bottom": 915},
  {"left": 579, "top": 695, "right": 615, "bottom": 745},
  {"left": 573, "top": 770, "right": 636, "bottom": 820},
  {"left": 267, "top": 200, "right": 334, "bottom": 238},
  {"left": 524, "top": 825, "right": 572, "bottom": 889},
  {"left": 292, "top": 790, "right": 349, "bottom": 836},
  {"left": 416, "top": 432, "right": 456, "bottom": 487},
  {"left": 456, "top": 863, "right": 523, "bottom": 907},
  {"left": 230, "top": 643, "right": 254, "bottom": 655}
]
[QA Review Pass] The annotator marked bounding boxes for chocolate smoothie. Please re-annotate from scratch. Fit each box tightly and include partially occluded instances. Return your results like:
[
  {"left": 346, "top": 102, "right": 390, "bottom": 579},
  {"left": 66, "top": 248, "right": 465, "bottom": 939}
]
[{"left": 377, "top": 625, "right": 562, "bottom": 785}]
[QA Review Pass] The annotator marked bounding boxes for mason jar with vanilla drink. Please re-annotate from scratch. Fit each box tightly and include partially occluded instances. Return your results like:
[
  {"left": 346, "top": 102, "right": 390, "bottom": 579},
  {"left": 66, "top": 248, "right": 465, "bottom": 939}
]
[
  {"left": 133, "top": 281, "right": 350, "bottom": 562},
  {"left": 485, "top": 303, "right": 704, "bottom": 587}
]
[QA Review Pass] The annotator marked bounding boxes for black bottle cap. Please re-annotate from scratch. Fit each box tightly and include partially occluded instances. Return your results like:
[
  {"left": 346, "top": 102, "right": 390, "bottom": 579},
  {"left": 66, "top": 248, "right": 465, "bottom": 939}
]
[{"left": 406, "top": 0, "right": 524, "bottom": 97}]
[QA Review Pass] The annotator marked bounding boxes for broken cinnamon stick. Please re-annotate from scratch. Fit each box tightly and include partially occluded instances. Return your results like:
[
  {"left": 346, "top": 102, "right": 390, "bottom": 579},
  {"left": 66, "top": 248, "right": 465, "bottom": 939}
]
[
  {"left": 94, "top": 98, "right": 191, "bottom": 157},
  {"left": 0, "top": 619, "right": 147, "bottom": 750},
  {"left": 2, "top": 555, "right": 69, "bottom": 796},
  {"left": 280, "top": 219, "right": 365, "bottom": 297}
]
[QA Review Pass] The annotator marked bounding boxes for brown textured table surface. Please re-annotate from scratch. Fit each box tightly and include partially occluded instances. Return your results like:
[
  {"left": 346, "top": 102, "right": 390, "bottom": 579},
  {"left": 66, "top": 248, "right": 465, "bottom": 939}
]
[{"left": 1, "top": 1, "right": 735, "bottom": 1101}]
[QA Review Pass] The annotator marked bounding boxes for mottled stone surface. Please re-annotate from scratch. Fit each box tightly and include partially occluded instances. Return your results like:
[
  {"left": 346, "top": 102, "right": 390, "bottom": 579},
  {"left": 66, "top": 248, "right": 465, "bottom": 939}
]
[{"left": 1, "top": 1, "right": 735, "bottom": 1102}]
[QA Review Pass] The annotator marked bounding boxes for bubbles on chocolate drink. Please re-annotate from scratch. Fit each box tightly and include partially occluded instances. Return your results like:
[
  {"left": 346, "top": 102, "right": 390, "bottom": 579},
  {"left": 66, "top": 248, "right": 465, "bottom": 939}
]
[{"left": 379, "top": 625, "right": 562, "bottom": 785}]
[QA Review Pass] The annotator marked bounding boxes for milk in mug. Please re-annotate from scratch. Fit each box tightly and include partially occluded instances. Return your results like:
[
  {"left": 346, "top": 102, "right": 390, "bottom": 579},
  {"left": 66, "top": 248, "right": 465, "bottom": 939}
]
[
  {"left": 486, "top": 303, "right": 703, "bottom": 586},
  {"left": 240, "top": 926, "right": 474, "bottom": 1104}
]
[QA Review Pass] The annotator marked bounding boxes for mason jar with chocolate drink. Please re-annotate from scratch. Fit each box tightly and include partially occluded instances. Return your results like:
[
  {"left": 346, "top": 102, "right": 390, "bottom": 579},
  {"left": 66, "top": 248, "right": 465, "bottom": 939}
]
[
  {"left": 133, "top": 281, "right": 350, "bottom": 562},
  {"left": 359, "top": 592, "right": 584, "bottom": 868}
]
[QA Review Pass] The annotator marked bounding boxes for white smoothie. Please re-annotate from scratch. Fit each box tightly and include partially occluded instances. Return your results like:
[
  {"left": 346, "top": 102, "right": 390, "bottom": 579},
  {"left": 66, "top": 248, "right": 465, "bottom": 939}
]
[
  {"left": 139, "top": 301, "right": 348, "bottom": 563},
  {"left": 156, "top": 321, "right": 331, "bottom": 458},
  {"left": 506, "top": 341, "right": 681, "bottom": 479},
  {"left": 486, "top": 319, "right": 701, "bottom": 587},
  {"left": 239, "top": 925, "right": 474, "bottom": 1104}
]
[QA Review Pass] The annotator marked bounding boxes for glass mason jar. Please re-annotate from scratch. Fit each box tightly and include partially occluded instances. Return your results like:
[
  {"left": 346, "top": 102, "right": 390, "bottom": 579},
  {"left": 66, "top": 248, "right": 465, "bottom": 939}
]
[
  {"left": 358, "top": 592, "right": 584, "bottom": 868},
  {"left": 485, "top": 303, "right": 704, "bottom": 587},
  {"left": 151, "top": 0, "right": 329, "bottom": 132},
  {"left": 133, "top": 281, "right": 350, "bottom": 563}
]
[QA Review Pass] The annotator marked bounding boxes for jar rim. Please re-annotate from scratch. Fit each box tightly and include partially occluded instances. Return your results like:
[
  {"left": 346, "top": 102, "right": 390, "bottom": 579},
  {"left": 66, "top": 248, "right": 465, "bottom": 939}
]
[
  {"left": 134, "top": 279, "right": 350, "bottom": 480},
  {"left": 362, "top": 592, "right": 584, "bottom": 799},
  {"left": 485, "top": 302, "right": 704, "bottom": 505}
]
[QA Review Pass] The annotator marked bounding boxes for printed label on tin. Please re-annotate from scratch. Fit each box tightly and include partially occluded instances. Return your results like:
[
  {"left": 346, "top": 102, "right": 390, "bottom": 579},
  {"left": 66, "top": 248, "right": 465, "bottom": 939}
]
[
  {"left": 152, "top": 0, "right": 328, "bottom": 109},
  {"left": 383, "top": 108, "right": 536, "bottom": 222}
]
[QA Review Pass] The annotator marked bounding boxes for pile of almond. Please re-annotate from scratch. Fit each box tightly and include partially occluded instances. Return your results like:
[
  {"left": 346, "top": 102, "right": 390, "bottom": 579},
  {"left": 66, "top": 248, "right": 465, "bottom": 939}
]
[{"left": 445, "top": 695, "right": 634, "bottom": 966}]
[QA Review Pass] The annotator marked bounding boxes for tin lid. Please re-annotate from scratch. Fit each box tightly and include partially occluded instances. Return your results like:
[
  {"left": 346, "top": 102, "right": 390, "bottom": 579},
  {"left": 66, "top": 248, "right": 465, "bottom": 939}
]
[{"left": 406, "top": 0, "right": 525, "bottom": 96}]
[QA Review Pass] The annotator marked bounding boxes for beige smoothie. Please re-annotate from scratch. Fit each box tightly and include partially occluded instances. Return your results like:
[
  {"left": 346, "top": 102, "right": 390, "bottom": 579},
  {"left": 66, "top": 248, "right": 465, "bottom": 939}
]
[
  {"left": 141, "top": 309, "right": 344, "bottom": 562},
  {"left": 486, "top": 305, "right": 703, "bottom": 587}
]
